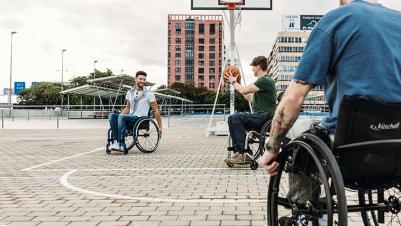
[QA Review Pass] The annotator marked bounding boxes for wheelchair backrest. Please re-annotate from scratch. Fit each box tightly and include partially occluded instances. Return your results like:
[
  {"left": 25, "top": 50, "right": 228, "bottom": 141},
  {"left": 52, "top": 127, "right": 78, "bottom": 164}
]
[
  {"left": 333, "top": 96, "right": 401, "bottom": 188},
  {"left": 334, "top": 96, "right": 401, "bottom": 146}
]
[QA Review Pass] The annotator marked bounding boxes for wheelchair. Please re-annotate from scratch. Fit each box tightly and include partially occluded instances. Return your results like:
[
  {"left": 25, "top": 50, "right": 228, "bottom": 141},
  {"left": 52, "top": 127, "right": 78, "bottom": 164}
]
[
  {"left": 106, "top": 114, "right": 161, "bottom": 155},
  {"left": 226, "top": 119, "right": 272, "bottom": 170},
  {"left": 267, "top": 96, "right": 401, "bottom": 226}
]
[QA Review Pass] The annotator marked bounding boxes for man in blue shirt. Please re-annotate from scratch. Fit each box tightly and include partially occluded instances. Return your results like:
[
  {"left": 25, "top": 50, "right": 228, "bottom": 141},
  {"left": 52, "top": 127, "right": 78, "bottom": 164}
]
[{"left": 259, "top": 1, "right": 401, "bottom": 221}]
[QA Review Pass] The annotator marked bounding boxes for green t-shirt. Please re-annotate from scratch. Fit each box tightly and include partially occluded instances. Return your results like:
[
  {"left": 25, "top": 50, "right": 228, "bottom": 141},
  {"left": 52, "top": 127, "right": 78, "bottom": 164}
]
[{"left": 252, "top": 75, "right": 277, "bottom": 115}]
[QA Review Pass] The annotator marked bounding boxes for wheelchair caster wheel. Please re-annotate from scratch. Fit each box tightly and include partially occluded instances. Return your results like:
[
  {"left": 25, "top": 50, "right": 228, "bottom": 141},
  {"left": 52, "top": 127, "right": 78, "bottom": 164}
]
[
  {"left": 250, "top": 161, "right": 258, "bottom": 170},
  {"left": 106, "top": 144, "right": 111, "bottom": 154},
  {"left": 123, "top": 150, "right": 128, "bottom": 155},
  {"left": 226, "top": 162, "right": 234, "bottom": 167}
]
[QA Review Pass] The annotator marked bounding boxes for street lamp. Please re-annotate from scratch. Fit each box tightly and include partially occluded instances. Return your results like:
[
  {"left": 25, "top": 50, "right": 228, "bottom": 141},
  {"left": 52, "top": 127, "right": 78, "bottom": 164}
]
[
  {"left": 61, "top": 49, "right": 67, "bottom": 107},
  {"left": 93, "top": 60, "right": 98, "bottom": 79},
  {"left": 9, "top": 31, "right": 17, "bottom": 108},
  {"left": 61, "top": 49, "right": 67, "bottom": 91},
  {"left": 120, "top": 69, "right": 124, "bottom": 75}
]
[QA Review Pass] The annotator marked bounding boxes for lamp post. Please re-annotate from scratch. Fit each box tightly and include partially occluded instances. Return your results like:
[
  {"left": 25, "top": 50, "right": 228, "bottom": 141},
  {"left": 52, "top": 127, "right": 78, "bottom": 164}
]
[
  {"left": 61, "top": 49, "right": 67, "bottom": 107},
  {"left": 9, "top": 31, "right": 17, "bottom": 108},
  {"left": 93, "top": 60, "right": 98, "bottom": 79},
  {"left": 93, "top": 60, "right": 98, "bottom": 110}
]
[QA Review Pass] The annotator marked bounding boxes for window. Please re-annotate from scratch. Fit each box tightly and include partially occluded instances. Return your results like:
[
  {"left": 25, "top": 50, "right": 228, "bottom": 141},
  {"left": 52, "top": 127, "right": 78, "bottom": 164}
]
[
  {"left": 175, "top": 60, "right": 181, "bottom": 66},
  {"left": 198, "top": 53, "right": 204, "bottom": 59},
  {"left": 175, "top": 46, "right": 181, "bottom": 51},
  {"left": 175, "top": 38, "right": 181, "bottom": 44},
  {"left": 198, "top": 46, "right": 204, "bottom": 52},
  {"left": 209, "top": 46, "right": 215, "bottom": 52},
  {"left": 198, "top": 60, "right": 204, "bottom": 66},
  {"left": 198, "top": 68, "right": 204, "bottom": 74},
  {"left": 209, "top": 23, "right": 216, "bottom": 35},
  {"left": 209, "top": 61, "right": 215, "bottom": 66},
  {"left": 176, "top": 23, "right": 181, "bottom": 29},
  {"left": 209, "top": 53, "right": 215, "bottom": 59},
  {"left": 209, "top": 75, "right": 215, "bottom": 81},
  {"left": 199, "top": 38, "right": 204, "bottom": 44},
  {"left": 199, "top": 75, "right": 204, "bottom": 81},
  {"left": 175, "top": 68, "right": 181, "bottom": 73},
  {"left": 185, "top": 19, "right": 194, "bottom": 29},
  {"left": 199, "top": 23, "right": 205, "bottom": 34},
  {"left": 209, "top": 68, "right": 215, "bottom": 74},
  {"left": 209, "top": 38, "right": 215, "bottom": 44},
  {"left": 175, "top": 52, "right": 181, "bottom": 58},
  {"left": 175, "top": 75, "right": 181, "bottom": 81},
  {"left": 209, "top": 82, "right": 215, "bottom": 89}
]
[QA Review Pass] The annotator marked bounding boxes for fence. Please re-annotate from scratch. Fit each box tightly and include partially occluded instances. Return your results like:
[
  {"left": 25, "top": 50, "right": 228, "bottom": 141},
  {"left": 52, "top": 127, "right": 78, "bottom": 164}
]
[{"left": 0, "top": 104, "right": 228, "bottom": 129}]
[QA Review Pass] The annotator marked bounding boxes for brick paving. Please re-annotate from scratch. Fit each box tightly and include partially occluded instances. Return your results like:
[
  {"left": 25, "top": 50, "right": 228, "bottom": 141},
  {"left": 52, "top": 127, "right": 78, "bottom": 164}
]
[{"left": 0, "top": 117, "right": 398, "bottom": 225}]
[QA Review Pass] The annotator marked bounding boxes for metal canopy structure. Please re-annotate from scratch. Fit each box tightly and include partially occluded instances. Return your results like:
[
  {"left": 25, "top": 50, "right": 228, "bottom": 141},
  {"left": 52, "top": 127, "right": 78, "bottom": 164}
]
[
  {"left": 60, "top": 85, "right": 122, "bottom": 98},
  {"left": 87, "top": 74, "right": 155, "bottom": 88},
  {"left": 153, "top": 88, "right": 181, "bottom": 95},
  {"left": 191, "top": 0, "right": 272, "bottom": 10}
]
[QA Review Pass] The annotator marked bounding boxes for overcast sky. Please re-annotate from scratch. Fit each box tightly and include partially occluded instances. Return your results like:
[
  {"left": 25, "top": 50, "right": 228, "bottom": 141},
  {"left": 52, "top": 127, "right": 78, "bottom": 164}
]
[{"left": 1, "top": 0, "right": 401, "bottom": 90}]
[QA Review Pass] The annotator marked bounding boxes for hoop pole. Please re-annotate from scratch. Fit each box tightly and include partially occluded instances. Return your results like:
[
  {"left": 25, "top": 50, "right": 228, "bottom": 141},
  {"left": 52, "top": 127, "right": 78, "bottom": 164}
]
[{"left": 229, "top": 9, "right": 236, "bottom": 115}]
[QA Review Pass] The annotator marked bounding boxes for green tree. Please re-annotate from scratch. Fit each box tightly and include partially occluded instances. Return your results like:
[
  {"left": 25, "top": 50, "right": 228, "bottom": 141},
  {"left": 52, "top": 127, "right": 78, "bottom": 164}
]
[{"left": 18, "top": 82, "right": 62, "bottom": 105}]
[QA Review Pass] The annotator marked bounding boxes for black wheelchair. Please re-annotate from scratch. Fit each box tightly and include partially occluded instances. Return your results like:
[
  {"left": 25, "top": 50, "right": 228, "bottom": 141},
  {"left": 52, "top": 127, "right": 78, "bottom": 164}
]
[
  {"left": 106, "top": 113, "right": 161, "bottom": 155},
  {"left": 226, "top": 119, "right": 272, "bottom": 170},
  {"left": 267, "top": 96, "right": 401, "bottom": 226}
]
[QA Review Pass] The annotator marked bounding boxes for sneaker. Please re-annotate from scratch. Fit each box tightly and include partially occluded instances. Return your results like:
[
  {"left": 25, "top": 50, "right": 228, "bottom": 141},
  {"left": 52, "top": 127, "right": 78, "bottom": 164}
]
[
  {"left": 110, "top": 142, "right": 122, "bottom": 151},
  {"left": 230, "top": 153, "right": 253, "bottom": 164},
  {"left": 224, "top": 152, "right": 240, "bottom": 163}
]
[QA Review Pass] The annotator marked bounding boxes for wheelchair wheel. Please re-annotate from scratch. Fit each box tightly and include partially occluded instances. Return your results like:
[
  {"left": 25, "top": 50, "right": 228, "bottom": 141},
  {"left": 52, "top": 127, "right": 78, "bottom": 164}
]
[
  {"left": 250, "top": 161, "right": 258, "bottom": 170},
  {"left": 267, "top": 134, "right": 347, "bottom": 226},
  {"left": 124, "top": 130, "right": 136, "bottom": 151},
  {"left": 359, "top": 187, "right": 401, "bottom": 225},
  {"left": 105, "top": 143, "right": 111, "bottom": 154},
  {"left": 245, "top": 130, "right": 260, "bottom": 158},
  {"left": 135, "top": 118, "right": 160, "bottom": 153}
]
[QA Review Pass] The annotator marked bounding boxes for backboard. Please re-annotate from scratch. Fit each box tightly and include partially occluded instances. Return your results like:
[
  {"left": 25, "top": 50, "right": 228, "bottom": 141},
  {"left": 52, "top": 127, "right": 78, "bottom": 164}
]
[{"left": 191, "top": 0, "right": 272, "bottom": 10}]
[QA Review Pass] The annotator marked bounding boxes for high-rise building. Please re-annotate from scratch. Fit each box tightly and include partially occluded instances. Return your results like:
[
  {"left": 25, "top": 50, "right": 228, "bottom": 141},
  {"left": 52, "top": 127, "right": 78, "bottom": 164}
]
[
  {"left": 269, "top": 23, "right": 327, "bottom": 112},
  {"left": 167, "top": 14, "right": 223, "bottom": 91}
]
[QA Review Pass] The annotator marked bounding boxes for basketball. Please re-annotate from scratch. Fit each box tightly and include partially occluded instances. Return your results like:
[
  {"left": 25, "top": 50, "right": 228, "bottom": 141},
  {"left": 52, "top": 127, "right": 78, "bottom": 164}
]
[{"left": 222, "top": 66, "right": 241, "bottom": 84}]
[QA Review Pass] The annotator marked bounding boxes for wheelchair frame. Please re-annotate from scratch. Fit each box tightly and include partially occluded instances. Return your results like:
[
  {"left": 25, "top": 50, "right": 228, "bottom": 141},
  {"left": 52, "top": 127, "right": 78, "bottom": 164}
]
[
  {"left": 267, "top": 127, "right": 401, "bottom": 226},
  {"left": 226, "top": 119, "right": 272, "bottom": 170},
  {"left": 106, "top": 116, "right": 161, "bottom": 155}
]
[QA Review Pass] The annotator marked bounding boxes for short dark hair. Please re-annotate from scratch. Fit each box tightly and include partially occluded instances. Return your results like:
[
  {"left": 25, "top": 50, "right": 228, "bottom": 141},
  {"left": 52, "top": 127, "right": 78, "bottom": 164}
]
[
  {"left": 135, "top": 71, "right": 147, "bottom": 77},
  {"left": 250, "top": 56, "right": 268, "bottom": 71}
]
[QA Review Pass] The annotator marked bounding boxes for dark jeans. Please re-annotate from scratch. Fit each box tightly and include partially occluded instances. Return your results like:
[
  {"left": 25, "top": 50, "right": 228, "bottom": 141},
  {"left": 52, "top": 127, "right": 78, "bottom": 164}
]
[
  {"left": 228, "top": 113, "right": 272, "bottom": 154},
  {"left": 108, "top": 113, "right": 139, "bottom": 144}
]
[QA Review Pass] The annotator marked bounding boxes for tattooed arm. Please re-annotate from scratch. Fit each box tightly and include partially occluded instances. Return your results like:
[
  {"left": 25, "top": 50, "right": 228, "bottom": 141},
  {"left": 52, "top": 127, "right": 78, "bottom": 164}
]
[{"left": 259, "top": 79, "right": 315, "bottom": 175}]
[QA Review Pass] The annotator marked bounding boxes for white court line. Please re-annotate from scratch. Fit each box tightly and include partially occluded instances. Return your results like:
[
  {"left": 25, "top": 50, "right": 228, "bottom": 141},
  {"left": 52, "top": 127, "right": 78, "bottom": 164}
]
[
  {"left": 60, "top": 170, "right": 266, "bottom": 203},
  {"left": 30, "top": 167, "right": 256, "bottom": 172},
  {"left": 22, "top": 147, "right": 104, "bottom": 171}
]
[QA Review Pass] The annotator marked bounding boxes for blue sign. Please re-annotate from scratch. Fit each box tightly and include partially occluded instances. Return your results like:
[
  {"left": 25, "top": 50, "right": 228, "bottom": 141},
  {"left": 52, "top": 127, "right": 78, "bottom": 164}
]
[{"left": 14, "top": 82, "right": 26, "bottom": 94}]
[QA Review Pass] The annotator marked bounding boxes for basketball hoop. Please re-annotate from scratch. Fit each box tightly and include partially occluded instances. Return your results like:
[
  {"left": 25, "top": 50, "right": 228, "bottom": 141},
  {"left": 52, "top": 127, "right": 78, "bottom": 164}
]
[{"left": 219, "top": 0, "right": 244, "bottom": 10}]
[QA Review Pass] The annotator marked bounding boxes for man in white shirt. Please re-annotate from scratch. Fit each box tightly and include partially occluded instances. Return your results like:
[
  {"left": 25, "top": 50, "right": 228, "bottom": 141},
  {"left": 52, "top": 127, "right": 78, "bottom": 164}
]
[{"left": 108, "top": 71, "right": 162, "bottom": 150}]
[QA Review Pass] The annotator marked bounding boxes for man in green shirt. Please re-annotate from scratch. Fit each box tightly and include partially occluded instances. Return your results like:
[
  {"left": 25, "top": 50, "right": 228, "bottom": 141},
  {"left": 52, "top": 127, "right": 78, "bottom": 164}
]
[{"left": 225, "top": 55, "right": 277, "bottom": 164}]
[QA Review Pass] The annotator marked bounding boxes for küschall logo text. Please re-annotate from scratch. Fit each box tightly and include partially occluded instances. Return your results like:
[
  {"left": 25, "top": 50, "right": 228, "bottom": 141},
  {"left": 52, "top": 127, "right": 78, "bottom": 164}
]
[{"left": 370, "top": 122, "right": 400, "bottom": 131}]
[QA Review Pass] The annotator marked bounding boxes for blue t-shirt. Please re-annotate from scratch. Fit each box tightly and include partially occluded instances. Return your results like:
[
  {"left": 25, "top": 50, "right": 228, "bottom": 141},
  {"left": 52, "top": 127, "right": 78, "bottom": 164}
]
[{"left": 294, "top": 0, "right": 401, "bottom": 134}]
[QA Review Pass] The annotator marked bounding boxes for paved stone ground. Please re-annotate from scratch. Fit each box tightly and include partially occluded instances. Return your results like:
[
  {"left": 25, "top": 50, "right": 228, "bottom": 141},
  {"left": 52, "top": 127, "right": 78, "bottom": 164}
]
[{"left": 0, "top": 117, "right": 398, "bottom": 225}]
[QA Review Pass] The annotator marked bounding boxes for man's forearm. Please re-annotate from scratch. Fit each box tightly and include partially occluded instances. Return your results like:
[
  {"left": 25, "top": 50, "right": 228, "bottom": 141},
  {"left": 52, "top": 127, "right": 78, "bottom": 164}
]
[
  {"left": 154, "top": 110, "right": 162, "bottom": 130},
  {"left": 266, "top": 80, "right": 313, "bottom": 154},
  {"left": 121, "top": 107, "right": 129, "bottom": 114}
]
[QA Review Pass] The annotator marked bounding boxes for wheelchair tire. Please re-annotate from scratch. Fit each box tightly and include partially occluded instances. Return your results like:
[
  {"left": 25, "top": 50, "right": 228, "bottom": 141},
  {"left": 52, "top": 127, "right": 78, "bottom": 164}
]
[
  {"left": 124, "top": 130, "right": 136, "bottom": 151},
  {"left": 135, "top": 118, "right": 160, "bottom": 153},
  {"left": 250, "top": 161, "right": 258, "bottom": 170},
  {"left": 226, "top": 162, "right": 234, "bottom": 167},
  {"left": 267, "top": 134, "right": 348, "bottom": 226}
]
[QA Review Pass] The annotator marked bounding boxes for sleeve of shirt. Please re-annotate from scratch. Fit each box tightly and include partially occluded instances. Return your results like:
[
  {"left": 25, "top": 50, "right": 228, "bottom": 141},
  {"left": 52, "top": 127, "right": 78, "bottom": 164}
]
[
  {"left": 125, "top": 91, "right": 130, "bottom": 102},
  {"left": 148, "top": 92, "right": 156, "bottom": 103},
  {"left": 294, "top": 27, "right": 333, "bottom": 86},
  {"left": 254, "top": 78, "right": 269, "bottom": 91}
]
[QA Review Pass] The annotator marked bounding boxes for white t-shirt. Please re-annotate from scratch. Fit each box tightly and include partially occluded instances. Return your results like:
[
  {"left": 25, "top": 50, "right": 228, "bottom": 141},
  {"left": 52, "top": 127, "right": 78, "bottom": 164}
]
[{"left": 125, "top": 89, "right": 156, "bottom": 117}]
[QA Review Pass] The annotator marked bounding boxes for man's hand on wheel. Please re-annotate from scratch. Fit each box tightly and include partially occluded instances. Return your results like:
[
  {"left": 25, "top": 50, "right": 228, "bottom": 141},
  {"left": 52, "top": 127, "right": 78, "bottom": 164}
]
[{"left": 259, "top": 151, "right": 279, "bottom": 175}]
